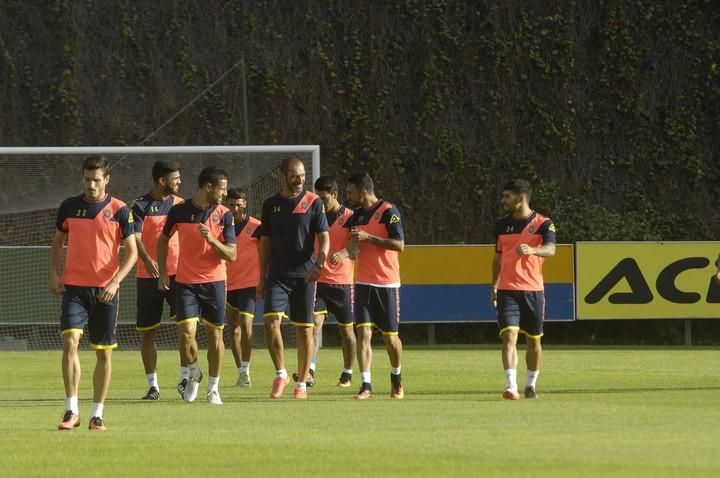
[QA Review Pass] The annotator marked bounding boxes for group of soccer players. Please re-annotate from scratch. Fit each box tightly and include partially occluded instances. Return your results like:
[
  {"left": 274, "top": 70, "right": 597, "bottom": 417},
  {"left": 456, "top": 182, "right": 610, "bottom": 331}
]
[
  {"left": 50, "top": 156, "right": 556, "bottom": 431},
  {"left": 51, "top": 155, "right": 415, "bottom": 430}
]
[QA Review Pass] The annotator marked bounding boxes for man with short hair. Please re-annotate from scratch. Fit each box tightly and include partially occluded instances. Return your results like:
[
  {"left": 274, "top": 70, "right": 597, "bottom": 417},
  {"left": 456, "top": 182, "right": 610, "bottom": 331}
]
[
  {"left": 258, "top": 156, "right": 329, "bottom": 399},
  {"left": 224, "top": 187, "right": 261, "bottom": 387},
  {"left": 298, "top": 175, "right": 356, "bottom": 388},
  {"left": 491, "top": 179, "right": 556, "bottom": 400},
  {"left": 345, "top": 172, "right": 405, "bottom": 400},
  {"left": 51, "top": 156, "right": 138, "bottom": 430},
  {"left": 132, "top": 160, "right": 183, "bottom": 400},
  {"left": 158, "top": 166, "right": 236, "bottom": 405}
]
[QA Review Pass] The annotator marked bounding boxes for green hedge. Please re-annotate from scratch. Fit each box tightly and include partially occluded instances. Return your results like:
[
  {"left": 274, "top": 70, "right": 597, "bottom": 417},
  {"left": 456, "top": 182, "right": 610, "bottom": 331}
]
[{"left": 1, "top": 0, "right": 718, "bottom": 245}]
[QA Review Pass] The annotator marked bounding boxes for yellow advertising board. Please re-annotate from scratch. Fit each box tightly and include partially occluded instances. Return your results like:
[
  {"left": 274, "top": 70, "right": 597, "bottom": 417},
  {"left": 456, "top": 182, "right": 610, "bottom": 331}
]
[
  {"left": 576, "top": 242, "right": 720, "bottom": 319},
  {"left": 399, "top": 244, "right": 573, "bottom": 284}
]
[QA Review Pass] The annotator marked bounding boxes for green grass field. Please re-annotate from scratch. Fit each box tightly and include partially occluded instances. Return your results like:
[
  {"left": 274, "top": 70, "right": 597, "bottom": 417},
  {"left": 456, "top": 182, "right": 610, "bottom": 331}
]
[{"left": 1, "top": 346, "right": 719, "bottom": 477}]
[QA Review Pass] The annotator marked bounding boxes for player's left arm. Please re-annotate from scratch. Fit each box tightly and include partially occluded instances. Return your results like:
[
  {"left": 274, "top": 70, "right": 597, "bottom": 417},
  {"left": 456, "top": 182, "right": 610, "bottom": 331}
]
[
  {"left": 200, "top": 210, "right": 236, "bottom": 261},
  {"left": 345, "top": 213, "right": 359, "bottom": 259},
  {"left": 99, "top": 206, "right": 138, "bottom": 303},
  {"left": 517, "top": 219, "right": 557, "bottom": 257},
  {"left": 307, "top": 231, "right": 330, "bottom": 283},
  {"left": 532, "top": 242, "right": 556, "bottom": 257},
  {"left": 306, "top": 198, "right": 330, "bottom": 282},
  {"left": 358, "top": 234, "right": 404, "bottom": 252}
]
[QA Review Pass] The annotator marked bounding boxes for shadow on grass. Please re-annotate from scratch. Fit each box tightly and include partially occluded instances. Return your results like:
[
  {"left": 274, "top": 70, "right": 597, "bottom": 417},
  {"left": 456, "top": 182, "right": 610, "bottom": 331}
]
[{"left": 6, "top": 384, "right": 719, "bottom": 408}]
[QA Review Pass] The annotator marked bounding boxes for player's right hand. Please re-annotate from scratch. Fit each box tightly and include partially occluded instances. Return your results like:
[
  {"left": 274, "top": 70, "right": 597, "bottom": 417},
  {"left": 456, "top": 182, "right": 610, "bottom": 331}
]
[
  {"left": 491, "top": 288, "right": 498, "bottom": 310},
  {"left": 199, "top": 223, "right": 214, "bottom": 243},
  {"left": 516, "top": 243, "right": 535, "bottom": 256},
  {"left": 49, "top": 273, "right": 64, "bottom": 295},
  {"left": 350, "top": 228, "right": 370, "bottom": 243},
  {"left": 144, "top": 258, "right": 160, "bottom": 278},
  {"left": 329, "top": 251, "right": 346, "bottom": 265},
  {"left": 256, "top": 280, "right": 266, "bottom": 299},
  {"left": 158, "top": 273, "right": 170, "bottom": 291}
]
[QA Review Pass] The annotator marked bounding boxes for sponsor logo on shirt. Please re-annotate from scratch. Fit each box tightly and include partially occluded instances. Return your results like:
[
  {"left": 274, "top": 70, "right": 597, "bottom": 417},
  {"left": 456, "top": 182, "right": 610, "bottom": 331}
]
[{"left": 389, "top": 214, "right": 400, "bottom": 224}]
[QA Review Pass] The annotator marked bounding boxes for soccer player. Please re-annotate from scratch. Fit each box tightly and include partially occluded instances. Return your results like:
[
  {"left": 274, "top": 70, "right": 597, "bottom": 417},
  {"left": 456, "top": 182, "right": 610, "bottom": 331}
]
[
  {"left": 345, "top": 172, "right": 405, "bottom": 400},
  {"left": 301, "top": 175, "right": 356, "bottom": 388},
  {"left": 258, "top": 156, "right": 329, "bottom": 399},
  {"left": 132, "top": 160, "right": 183, "bottom": 400},
  {"left": 157, "top": 167, "right": 236, "bottom": 405},
  {"left": 224, "top": 187, "right": 261, "bottom": 387},
  {"left": 491, "top": 179, "right": 556, "bottom": 400},
  {"left": 50, "top": 156, "right": 138, "bottom": 431}
]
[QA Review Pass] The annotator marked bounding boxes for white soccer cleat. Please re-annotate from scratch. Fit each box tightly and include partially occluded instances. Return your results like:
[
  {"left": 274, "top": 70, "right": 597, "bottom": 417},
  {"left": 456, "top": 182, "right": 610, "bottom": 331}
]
[
  {"left": 183, "top": 370, "right": 203, "bottom": 402},
  {"left": 236, "top": 371, "right": 251, "bottom": 388},
  {"left": 207, "top": 390, "right": 223, "bottom": 405}
]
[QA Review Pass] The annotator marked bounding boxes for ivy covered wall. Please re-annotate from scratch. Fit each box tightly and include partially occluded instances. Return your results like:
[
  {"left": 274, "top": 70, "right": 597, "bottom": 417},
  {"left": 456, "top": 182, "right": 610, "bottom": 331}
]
[{"left": 1, "top": 0, "right": 718, "bottom": 244}]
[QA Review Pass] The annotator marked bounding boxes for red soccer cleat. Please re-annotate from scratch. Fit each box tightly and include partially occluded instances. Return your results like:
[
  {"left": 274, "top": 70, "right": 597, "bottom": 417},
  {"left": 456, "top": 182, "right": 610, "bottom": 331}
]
[
  {"left": 58, "top": 411, "right": 80, "bottom": 430},
  {"left": 270, "top": 376, "right": 290, "bottom": 399}
]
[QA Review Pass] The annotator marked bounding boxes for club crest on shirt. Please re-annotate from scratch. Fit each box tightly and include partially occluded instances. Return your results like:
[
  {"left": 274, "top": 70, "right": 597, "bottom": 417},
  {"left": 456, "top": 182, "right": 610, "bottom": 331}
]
[
  {"left": 103, "top": 209, "right": 112, "bottom": 219},
  {"left": 212, "top": 213, "right": 219, "bottom": 223},
  {"left": 528, "top": 224, "right": 535, "bottom": 233},
  {"left": 339, "top": 219, "right": 345, "bottom": 226},
  {"left": 301, "top": 200, "right": 309, "bottom": 211},
  {"left": 373, "top": 212, "right": 380, "bottom": 220},
  {"left": 246, "top": 226, "right": 253, "bottom": 234}
]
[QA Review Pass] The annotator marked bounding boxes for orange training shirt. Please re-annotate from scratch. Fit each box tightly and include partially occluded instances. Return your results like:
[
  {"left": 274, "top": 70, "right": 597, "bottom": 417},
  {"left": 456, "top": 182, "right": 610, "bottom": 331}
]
[
  {"left": 132, "top": 193, "right": 182, "bottom": 278},
  {"left": 495, "top": 211, "right": 556, "bottom": 291},
  {"left": 162, "top": 201, "right": 235, "bottom": 284},
  {"left": 56, "top": 194, "right": 134, "bottom": 287},
  {"left": 226, "top": 215, "right": 261, "bottom": 291},
  {"left": 318, "top": 205, "right": 354, "bottom": 285},
  {"left": 346, "top": 199, "right": 404, "bottom": 286}
]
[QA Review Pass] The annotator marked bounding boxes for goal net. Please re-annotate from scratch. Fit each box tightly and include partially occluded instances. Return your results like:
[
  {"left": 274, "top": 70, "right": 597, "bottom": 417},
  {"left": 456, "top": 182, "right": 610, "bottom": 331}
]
[{"left": 0, "top": 146, "right": 320, "bottom": 350}]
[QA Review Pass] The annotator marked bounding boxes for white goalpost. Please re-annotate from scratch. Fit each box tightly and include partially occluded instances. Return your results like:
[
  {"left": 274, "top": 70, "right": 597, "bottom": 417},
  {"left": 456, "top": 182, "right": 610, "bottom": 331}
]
[{"left": 0, "top": 145, "right": 320, "bottom": 350}]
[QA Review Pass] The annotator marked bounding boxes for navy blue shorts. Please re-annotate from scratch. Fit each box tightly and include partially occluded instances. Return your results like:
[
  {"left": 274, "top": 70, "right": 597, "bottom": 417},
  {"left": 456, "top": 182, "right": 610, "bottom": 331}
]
[
  {"left": 355, "top": 284, "right": 400, "bottom": 335},
  {"left": 496, "top": 289, "right": 545, "bottom": 338},
  {"left": 60, "top": 285, "right": 119, "bottom": 349},
  {"left": 176, "top": 280, "right": 226, "bottom": 329},
  {"left": 264, "top": 278, "right": 316, "bottom": 327},
  {"left": 227, "top": 287, "right": 257, "bottom": 318},
  {"left": 314, "top": 283, "right": 354, "bottom": 326},
  {"left": 136, "top": 276, "right": 176, "bottom": 331}
]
